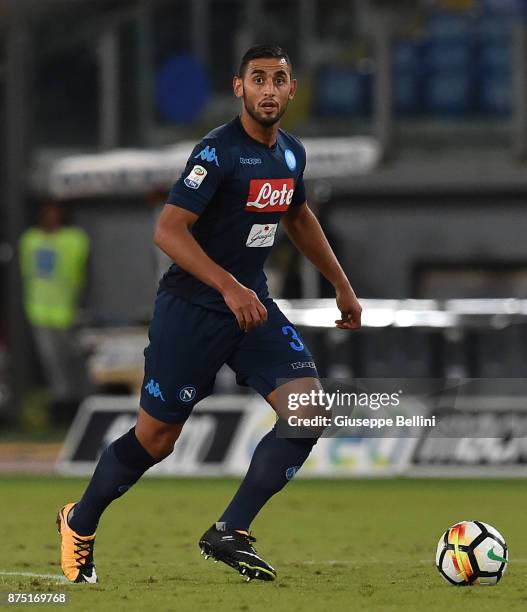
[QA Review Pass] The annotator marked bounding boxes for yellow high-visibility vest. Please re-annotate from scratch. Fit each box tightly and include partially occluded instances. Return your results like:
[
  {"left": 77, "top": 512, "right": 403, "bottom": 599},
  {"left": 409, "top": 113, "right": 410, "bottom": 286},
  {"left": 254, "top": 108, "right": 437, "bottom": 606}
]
[{"left": 19, "top": 227, "right": 89, "bottom": 329}]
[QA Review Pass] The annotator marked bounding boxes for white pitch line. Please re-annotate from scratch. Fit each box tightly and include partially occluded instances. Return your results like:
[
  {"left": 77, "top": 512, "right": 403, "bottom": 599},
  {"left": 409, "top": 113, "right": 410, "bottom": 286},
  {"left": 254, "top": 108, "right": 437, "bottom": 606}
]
[{"left": 0, "top": 571, "right": 69, "bottom": 582}]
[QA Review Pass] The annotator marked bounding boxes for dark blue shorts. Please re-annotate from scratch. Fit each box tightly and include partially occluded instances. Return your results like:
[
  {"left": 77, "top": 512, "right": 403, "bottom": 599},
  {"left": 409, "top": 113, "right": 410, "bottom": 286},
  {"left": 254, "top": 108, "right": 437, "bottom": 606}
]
[{"left": 140, "top": 291, "right": 319, "bottom": 423}]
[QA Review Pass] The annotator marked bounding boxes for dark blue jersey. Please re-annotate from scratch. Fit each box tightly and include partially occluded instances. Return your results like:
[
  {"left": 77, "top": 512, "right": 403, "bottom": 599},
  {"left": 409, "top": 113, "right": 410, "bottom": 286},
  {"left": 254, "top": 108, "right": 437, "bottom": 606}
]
[{"left": 159, "top": 116, "right": 307, "bottom": 313}]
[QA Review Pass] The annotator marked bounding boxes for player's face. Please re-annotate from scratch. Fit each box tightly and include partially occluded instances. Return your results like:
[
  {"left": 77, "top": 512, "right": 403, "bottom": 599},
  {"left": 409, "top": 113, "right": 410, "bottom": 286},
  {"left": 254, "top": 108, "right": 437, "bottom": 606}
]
[{"left": 234, "top": 58, "right": 297, "bottom": 127}]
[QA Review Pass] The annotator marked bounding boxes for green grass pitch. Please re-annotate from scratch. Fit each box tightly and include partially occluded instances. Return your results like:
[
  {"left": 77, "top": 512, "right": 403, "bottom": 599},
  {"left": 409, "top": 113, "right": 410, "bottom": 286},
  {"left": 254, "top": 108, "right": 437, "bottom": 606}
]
[{"left": 1, "top": 477, "right": 526, "bottom": 611}]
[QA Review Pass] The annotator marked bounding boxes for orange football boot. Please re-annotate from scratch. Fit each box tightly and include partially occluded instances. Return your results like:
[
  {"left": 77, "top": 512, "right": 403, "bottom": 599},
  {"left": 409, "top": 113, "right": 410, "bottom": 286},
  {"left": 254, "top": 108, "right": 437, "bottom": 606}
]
[{"left": 56, "top": 503, "right": 98, "bottom": 583}]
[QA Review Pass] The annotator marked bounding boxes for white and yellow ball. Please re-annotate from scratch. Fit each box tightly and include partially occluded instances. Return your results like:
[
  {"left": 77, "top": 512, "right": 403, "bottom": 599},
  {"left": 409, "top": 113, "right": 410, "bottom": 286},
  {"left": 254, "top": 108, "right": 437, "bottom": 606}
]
[{"left": 436, "top": 520, "right": 508, "bottom": 586}]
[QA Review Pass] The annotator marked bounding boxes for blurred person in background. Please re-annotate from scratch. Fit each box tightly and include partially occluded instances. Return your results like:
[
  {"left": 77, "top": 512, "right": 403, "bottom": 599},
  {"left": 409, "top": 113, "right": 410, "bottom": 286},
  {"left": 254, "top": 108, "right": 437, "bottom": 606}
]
[{"left": 19, "top": 201, "right": 91, "bottom": 426}]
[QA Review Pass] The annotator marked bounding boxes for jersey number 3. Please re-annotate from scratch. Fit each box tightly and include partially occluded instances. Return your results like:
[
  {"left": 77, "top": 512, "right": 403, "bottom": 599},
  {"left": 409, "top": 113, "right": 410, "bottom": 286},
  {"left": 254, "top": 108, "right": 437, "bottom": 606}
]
[{"left": 282, "top": 325, "right": 304, "bottom": 352}]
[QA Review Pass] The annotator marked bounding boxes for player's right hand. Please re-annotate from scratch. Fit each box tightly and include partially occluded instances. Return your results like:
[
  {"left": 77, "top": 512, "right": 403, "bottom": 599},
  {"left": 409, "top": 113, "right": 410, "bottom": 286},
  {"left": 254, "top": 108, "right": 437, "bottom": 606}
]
[{"left": 221, "top": 278, "right": 268, "bottom": 332}]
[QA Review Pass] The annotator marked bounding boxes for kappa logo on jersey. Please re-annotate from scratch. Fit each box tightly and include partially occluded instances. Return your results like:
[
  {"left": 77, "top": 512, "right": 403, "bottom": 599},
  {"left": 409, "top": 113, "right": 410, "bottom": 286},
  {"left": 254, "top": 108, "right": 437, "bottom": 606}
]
[
  {"left": 194, "top": 145, "right": 220, "bottom": 167},
  {"left": 184, "top": 165, "right": 207, "bottom": 189},
  {"left": 245, "top": 178, "right": 295, "bottom": 212},
  {"left": 144, "top": 379, "right": 165, "bottom": 402}
]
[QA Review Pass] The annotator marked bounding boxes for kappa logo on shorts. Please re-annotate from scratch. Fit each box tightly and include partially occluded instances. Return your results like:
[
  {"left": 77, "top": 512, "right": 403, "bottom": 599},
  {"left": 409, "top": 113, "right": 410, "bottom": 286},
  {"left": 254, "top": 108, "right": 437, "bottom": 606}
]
[
  {"left": 290, "top": 361, "right": 316, "bottom": 370},
  {"left": 144, "top": 379, "right": 166, "bottom": 402},
  {"left": 245, "top": 178, "right": 295, "bottom": 212},
  {"left": 179, "top": 385, "right": 197, "bottom": 403}
]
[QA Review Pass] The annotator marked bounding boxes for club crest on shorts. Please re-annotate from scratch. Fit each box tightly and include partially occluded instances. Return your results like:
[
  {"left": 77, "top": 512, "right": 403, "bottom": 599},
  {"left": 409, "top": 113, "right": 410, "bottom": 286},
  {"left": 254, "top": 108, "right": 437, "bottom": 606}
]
[
  {"left": 179, "top": 385, "right": 197, "bottom": 402},
  {"left": 184, "top": 165, "right": 207, "bottom": 189}
]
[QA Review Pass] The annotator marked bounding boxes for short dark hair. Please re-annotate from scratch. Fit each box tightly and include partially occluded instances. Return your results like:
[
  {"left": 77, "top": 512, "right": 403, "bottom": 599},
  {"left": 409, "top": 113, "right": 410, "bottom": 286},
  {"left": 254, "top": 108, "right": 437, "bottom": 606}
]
[{"left": 238, "top": 44, "right": 292, "bottom": 78}]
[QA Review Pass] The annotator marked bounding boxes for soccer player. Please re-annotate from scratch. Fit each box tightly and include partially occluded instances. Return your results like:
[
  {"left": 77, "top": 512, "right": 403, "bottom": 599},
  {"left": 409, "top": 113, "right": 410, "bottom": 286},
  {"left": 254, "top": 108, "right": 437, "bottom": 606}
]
[{"left": 57, "top": 44, "right": 362, "bottom": 584}]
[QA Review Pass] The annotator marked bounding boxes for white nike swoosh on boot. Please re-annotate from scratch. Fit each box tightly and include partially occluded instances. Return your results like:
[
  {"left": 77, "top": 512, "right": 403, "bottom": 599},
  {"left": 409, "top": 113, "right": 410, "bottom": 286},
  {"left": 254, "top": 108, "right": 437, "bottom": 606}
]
[{"left": 81, "top": 569, "right": 97, "bottom": 584}]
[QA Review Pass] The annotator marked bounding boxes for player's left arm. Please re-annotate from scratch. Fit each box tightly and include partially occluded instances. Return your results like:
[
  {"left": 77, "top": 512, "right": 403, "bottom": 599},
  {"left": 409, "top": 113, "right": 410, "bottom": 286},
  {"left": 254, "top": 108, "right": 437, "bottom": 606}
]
[{"left": 281, "top": 202, "right": 362, "bottom": 330}]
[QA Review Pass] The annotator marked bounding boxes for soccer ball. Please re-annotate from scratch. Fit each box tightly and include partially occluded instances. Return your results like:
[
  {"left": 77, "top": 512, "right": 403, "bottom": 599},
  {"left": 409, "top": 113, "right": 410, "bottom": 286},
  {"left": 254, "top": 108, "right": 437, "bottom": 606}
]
[{"left": 435, "top": 520, "right": 508, "bottom": 586}]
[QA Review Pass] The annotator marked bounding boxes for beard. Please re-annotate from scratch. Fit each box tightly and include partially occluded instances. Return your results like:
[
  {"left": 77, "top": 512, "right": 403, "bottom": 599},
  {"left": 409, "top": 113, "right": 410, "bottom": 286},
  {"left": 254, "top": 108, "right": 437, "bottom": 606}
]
[{"left": 244, "top": 96, "right": 289, "bottom": 127}]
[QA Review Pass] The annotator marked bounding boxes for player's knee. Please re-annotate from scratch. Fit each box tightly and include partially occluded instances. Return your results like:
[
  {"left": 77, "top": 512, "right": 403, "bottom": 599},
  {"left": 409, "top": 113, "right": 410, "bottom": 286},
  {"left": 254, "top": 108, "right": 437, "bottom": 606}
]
[
  {"left": 136, "top": 421, "right": 183, "bottom": 460},
  {"left": 147, "top": 431, "right": 181, "bottom": 460}
]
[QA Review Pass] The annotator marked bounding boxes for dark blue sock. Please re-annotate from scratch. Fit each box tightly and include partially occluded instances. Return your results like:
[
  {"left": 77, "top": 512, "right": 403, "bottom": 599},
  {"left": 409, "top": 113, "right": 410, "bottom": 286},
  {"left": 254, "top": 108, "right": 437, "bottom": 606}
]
[
  {"left": 68, "top": 427, "right": 158, "bottom": 536},
  {"left": 218, "top": 421, "right": 317, "bottom": 531}
]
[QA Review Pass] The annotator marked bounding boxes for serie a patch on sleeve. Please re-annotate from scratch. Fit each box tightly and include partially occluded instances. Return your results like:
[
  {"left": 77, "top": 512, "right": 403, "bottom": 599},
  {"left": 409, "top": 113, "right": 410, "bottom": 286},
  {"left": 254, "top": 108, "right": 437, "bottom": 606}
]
[{"left": 184, "top": 165, "right": 208, "bottom": 189}]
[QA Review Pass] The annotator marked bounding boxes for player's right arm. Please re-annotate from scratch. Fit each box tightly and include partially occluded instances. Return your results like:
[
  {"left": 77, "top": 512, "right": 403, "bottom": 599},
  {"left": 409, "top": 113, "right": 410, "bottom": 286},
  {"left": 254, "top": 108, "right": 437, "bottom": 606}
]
[
  {"left": 154, "top": 205, "right": 267, "bottom": 332},
  {"left": 155, "top": 138, "right": 267, "bottom": 331}
]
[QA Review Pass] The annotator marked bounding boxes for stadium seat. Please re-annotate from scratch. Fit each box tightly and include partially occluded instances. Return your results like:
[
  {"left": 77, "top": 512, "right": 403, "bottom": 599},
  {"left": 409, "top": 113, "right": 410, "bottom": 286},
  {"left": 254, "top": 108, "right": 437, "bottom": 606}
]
[
  {"left": 314, "top": 66, "right": 372, "bottom": 117},
  {"left": 156, "top": 54, "right": 211, "bottom": 123},
  {"left": 424, "top": 71, "right": 475, "bottom": 116},
  {"left": 479, "top": 74, "right": 512, "bottom": 116},
  {"left": 393, "top": 41, "right": 424, "bottom": 116},
  {"left": 427, "top": 13, "right": 474, "bottom": 42}
]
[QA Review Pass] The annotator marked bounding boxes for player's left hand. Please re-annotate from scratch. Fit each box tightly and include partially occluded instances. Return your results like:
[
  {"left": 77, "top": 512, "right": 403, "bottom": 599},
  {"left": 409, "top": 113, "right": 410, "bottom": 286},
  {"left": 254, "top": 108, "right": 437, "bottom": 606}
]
[{"left": 334, "top": 283, "right": 362, "bottom": 330}]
